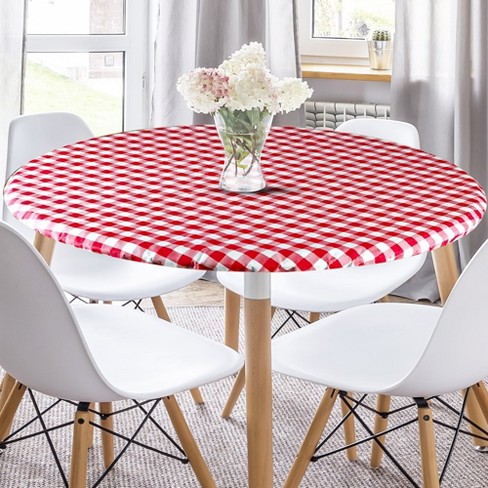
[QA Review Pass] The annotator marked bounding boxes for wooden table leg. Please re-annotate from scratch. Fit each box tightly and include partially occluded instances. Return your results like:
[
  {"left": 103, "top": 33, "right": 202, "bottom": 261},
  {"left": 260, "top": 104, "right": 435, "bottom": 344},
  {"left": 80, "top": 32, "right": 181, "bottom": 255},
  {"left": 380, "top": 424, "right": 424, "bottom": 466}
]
[
  {"left": 432, "top": 245, "right": 488, "bottom": 447},
  {"left": 244, "top": 273, "right": 273, "bottom": 488}
]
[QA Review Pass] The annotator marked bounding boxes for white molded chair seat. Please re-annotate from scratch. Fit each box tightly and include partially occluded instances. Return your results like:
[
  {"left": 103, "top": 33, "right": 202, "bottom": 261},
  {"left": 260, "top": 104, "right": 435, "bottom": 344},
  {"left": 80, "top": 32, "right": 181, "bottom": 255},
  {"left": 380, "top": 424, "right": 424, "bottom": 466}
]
[
  {"left": 272, "top": 237, "right": 488, "bottom": 488},
  {"left": 273, "top": 302, "right": 441, "bottom": 396},
  {"left": 218, "top": 255, "right": 426, "bottom": 313},
  {"left": 4, "top": 112, "right": 205, "bottom": 303},
  {"left": 52, "top": 249, "right": 204, "bottom": 301},
  {"left": 72, "top": 304, "right": 243, "bottom": 402},
  {"left": 0, "top": 221, "right": 243, "bottom": 486}
]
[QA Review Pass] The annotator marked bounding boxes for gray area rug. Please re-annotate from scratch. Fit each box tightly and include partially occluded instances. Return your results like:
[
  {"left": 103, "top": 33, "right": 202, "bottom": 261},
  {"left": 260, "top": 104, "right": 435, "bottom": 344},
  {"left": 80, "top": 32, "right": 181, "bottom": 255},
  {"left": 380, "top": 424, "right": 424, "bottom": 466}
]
[{"left": 0, "top": 306, "right": 487, "bottom": 487}]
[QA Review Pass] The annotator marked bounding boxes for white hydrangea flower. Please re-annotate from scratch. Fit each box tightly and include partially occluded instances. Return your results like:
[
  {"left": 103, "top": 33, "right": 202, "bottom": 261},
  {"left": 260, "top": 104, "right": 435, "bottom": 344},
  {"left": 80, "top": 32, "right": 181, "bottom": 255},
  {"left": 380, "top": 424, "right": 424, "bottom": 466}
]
[
  {"left": 275, "top": 78, "right": 315, "bottom": 113},
  {"left": 225, "top": 66, "right": 278, "bottom": 111},
  {"left": 219, "top": 42, "right": 267, "bottom": 77},
  {"left": 176, "top": 42, "right": 313, "bottom": 115}
]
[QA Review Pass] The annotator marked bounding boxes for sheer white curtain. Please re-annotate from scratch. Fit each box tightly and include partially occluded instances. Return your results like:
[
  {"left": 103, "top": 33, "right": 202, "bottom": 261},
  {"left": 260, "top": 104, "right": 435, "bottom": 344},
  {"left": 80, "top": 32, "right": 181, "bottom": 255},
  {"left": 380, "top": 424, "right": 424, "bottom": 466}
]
[
  {"left": 392, "top": 0, "right": 488, "bottom": 301},
  {"left": 148, "top": 0, "right": 301, "bottom": 127},
  {"left": 0, "top": 1, "right": 26, "bottom": 195}
]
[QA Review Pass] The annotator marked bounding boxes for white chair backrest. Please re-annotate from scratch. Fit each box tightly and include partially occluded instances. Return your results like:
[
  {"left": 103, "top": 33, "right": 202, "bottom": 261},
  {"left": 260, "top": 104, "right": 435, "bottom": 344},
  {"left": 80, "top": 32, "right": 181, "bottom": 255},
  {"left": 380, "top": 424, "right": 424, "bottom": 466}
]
[
  {"left": 0, "top": 221, "right": 116, "bottom": 401},
  {"left": 336, "top": 118, "right": 420, "bottom": 148},
  {"left": 391, "top": 238, "right": 488, "bottom": 397},
  {"left": 3, "top": 112, "right": 93, "bottom": 238}
]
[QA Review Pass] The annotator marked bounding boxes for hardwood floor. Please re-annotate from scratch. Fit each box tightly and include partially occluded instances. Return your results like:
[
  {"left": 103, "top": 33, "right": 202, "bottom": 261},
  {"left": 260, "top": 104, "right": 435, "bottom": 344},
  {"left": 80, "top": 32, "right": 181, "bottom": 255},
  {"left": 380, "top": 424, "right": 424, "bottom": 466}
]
[
  {"left": 143, "top": 278, "right": 225, "bottom": 308},
  {"left": 147, "top": 277, "right": 426, "bottom": 309}
]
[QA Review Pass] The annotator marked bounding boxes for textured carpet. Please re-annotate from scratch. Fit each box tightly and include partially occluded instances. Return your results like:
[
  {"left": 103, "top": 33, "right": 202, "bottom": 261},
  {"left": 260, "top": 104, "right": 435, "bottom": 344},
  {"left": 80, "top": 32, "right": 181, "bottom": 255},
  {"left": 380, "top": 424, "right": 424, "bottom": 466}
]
[{"left": 0, "top": 306, "right": 487, "bottom": 487}]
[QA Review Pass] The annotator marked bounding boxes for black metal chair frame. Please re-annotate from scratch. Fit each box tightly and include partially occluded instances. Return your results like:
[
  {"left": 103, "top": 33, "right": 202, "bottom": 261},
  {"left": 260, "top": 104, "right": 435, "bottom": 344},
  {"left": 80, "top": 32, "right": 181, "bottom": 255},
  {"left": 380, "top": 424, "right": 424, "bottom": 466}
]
[
  {"left": 0, "top": 389, "right": 189, "bottom": 487},
  {"left": 308, "top": 388, "right": 487, "bottom": 488}
]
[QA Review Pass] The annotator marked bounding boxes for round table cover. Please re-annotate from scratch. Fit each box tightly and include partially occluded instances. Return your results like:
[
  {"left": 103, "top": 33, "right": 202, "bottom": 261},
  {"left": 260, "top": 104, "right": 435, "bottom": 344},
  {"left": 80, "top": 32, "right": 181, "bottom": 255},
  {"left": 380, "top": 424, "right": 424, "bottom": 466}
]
[{"left": 4, "top": 125, "right": 486, "bottom": 272}]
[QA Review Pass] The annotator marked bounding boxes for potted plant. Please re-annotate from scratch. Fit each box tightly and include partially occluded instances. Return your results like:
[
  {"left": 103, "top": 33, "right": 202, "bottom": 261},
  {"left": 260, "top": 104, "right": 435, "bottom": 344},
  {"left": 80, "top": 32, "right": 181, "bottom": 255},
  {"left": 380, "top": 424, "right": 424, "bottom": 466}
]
[{"left": 367, "top": 29, "right": 393, "bottom": 70}]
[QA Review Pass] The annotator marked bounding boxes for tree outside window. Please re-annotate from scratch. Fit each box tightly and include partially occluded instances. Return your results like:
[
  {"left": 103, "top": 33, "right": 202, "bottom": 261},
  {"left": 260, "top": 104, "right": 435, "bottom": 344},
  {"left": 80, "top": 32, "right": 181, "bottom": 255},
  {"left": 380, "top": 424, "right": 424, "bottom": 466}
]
[{"left": 313, "top": 0, "right": 395, "bottom": 39}]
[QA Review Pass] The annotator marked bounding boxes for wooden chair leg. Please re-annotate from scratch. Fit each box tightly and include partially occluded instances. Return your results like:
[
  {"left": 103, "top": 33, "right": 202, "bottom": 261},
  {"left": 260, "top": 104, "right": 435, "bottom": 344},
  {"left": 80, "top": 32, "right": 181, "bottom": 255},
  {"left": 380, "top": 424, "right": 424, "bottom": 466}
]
[
  {"left": 0, "top": 373, "right": 17, "bottom": 437},
  {"left": 417, "top": 402, "right": 440, "bottom": 488},
  {"left": 99, "top": 402, "right": 114, "bottom": 469},
  {"left": 222, "top": 299, "right": 279, "bottom": 420},
  {"left": 293, "top": 310, "right": 356, "bottom": 467},
  {"left": 284, "top": 388, "right": 339, "bottom": 488},
  {"left": 464, "top": 387, "right": 488, "bottom": 448},
  {"left": 163, "top": 396, "right": 216, "bottom": 488},
  {"left": 69, "top": 407, "right": 91, "bottom": 488},
  {"left": 224, "top": 288, "right": 241, "bottom": 351},
  {"left": 221, "top": 367, "right": 245, "bottom": 418},
  {"left": 86, "top": 404, "right": 95, "bottom": 449},
  {"left": 151, "top": 296, "right": 204, "bottom": 405},
  {"left": 0, "top": 374, "right": 17, "bottom": 411},
  {"left": 341, "top": 393, "right": 357, "bottom": 461},
  {"left": 470, "top": 382, "right": 488, "bottom": 448},
  {"left": 270, "top": 306, "right": 276, "bottom": 319},
  {"left": 0, "top": 374, "right": 12, "bottom": 401},
  {"left": 188, "top": 387, "right": 204, "bottom": 405},
  {"left": 151, "top": 295, "right": 171, "bottom": 321},
  {"left": 0, "top": 381, "right": 26, "bottom": 442},
  {"left": 370, "top": 394, "right": 391, "bottom": 468},
  {"left": 472, "top": 382, "right": 488, "bottom": 421},
  {"left": 33, "top": 232, "right": 55, "bottom": 265},
  {"left": 309, "top": 312, "right": 320, "bottom": 323}
]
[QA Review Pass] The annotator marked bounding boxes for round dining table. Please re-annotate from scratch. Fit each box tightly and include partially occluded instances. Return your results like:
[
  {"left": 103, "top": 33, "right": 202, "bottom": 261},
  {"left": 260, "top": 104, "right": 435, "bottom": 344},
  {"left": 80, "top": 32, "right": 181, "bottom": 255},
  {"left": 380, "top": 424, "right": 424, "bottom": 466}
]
[{"left": 4, "top": 124, "right": 487, "bottom": 488}]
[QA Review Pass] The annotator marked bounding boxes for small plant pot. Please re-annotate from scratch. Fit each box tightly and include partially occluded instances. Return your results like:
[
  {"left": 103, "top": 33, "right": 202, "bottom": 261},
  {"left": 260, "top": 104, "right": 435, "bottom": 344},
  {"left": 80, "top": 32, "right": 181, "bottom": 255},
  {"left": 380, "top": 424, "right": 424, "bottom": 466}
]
[{"left": 367, "top": 40, "right": 393, "bottom": 70}]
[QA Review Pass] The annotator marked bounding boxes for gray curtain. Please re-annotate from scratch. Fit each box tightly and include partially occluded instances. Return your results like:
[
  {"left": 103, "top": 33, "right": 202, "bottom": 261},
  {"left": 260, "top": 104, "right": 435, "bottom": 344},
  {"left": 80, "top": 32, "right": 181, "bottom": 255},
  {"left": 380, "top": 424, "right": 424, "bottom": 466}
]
[
  {"left": 148, "top": 0, "right": 302, "bottom": 127},
  {"left": 391, "top": 0, "right": 488, "bottom": 301},
  {"left": 0, "top": 1, "right": 26, "bottom": 197}
]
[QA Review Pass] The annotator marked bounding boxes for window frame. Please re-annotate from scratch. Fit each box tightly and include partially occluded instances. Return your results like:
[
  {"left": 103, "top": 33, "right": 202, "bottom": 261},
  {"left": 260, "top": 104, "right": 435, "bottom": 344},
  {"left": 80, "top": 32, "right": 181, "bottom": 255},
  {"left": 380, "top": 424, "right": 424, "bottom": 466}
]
[
  {"left": 298, "top": 0, "right": 371, "bottom": 65},
  {"left": 24, "top": 0, "right": 148, "bottom": 131}
]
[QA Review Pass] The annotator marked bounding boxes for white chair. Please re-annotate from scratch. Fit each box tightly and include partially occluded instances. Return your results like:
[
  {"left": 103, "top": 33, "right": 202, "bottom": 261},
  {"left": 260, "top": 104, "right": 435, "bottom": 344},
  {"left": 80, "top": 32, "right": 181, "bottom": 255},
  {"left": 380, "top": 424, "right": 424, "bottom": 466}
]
[
  {"left": 0, "top": 221, "right": 243, "bottom": 487},
  {"left": 217, "top": 118, "right": 427, "bottom": 417},
  {"left": 4, "top": 112, "right": 206, "bottom": 402},
  {"left": 337, "top": 118, "right": 420, "bottom": 146},
  {"left": 4, "top": 112, "right": 205, "bottom": 307},
  {"left": 273, "top": 237, "right": 488, "bottom": 488}
]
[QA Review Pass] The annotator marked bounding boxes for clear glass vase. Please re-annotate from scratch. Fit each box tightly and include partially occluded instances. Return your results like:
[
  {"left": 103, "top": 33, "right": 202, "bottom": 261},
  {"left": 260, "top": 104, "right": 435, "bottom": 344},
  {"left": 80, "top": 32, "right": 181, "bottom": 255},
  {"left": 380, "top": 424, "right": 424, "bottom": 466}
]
[{"left": 214, "top": 108, "right": 273, "bottom": 193}]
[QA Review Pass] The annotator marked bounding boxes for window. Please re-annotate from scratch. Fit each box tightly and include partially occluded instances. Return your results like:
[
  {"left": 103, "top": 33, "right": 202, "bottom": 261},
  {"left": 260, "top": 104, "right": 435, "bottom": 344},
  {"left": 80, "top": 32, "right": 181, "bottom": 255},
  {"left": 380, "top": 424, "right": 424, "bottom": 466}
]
[
  {"left": 299, "top": 0, "right": 395, "bottom": 64},
  {"left": 24, "top": 0, "right": 147, "bottom": 136}
]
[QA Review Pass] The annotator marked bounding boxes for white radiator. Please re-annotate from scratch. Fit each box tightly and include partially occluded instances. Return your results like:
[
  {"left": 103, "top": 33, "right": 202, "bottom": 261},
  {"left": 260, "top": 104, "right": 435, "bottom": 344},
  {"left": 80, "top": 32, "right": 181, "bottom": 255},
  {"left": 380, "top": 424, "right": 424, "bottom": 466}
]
[{"left": 305, "top": 101, "right": 391, "bottom": 130}]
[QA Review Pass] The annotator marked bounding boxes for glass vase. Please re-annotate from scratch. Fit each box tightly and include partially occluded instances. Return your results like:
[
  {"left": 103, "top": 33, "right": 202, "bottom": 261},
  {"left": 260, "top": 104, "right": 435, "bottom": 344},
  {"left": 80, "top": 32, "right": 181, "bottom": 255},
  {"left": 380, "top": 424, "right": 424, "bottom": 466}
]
[{"left": 214, "top": 108, "right": 273, "bottom": 193}]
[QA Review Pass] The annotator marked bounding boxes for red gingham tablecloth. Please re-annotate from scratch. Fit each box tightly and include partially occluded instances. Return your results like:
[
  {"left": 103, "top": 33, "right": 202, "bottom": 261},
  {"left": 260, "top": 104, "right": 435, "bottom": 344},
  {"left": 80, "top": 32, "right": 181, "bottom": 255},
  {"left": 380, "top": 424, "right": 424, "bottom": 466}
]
[{"left": 4, "top": 125, "right": 486, "bottom": 272}]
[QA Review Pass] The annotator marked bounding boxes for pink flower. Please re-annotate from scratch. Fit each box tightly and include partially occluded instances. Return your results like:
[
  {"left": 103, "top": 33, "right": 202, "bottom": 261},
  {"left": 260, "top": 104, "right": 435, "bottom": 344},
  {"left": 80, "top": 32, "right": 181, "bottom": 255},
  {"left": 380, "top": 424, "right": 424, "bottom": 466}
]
[{"left": 177, "top": 68, "right": 230, "bottom": 113}]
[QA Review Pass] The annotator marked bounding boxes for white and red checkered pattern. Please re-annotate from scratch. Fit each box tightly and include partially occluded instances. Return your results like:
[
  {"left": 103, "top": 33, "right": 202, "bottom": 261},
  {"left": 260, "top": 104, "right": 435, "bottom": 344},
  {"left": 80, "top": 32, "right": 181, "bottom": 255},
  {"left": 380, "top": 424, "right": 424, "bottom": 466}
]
[{"left": 4, "top": 125, "right": 486, "bottom": 272}]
